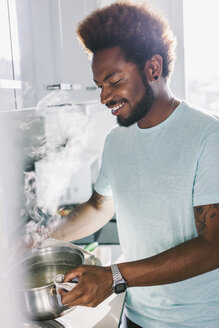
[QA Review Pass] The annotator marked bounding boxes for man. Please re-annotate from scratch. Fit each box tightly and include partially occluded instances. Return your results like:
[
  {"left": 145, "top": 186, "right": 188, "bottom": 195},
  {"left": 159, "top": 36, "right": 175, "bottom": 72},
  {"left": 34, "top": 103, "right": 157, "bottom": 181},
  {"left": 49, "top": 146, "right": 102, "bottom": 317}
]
[{"left": 50, "top": 2, "right": 219, "bottom": 327}]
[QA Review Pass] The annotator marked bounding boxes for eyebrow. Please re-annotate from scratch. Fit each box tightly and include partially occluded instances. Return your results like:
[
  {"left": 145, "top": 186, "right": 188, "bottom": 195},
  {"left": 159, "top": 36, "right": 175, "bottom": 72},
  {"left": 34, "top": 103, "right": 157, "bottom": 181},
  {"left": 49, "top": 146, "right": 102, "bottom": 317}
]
[{"left": 93, "top": 71, "right": 120, "bottom": 84}]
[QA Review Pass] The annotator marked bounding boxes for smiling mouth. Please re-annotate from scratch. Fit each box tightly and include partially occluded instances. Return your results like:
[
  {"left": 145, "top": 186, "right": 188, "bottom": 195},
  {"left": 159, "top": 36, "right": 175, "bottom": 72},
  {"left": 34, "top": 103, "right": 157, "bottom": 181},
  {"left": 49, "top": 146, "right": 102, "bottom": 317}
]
[{"left": 109, "top": 102, "right": 125, "bottom": 115}]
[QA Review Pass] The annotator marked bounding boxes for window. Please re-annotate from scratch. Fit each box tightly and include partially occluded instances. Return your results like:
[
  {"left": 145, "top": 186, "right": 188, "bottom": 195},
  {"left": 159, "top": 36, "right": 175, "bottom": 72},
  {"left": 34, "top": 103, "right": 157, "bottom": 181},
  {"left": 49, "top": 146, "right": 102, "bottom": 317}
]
[{"left": 184, "top": 0, "right": 219, "bottom": 115}]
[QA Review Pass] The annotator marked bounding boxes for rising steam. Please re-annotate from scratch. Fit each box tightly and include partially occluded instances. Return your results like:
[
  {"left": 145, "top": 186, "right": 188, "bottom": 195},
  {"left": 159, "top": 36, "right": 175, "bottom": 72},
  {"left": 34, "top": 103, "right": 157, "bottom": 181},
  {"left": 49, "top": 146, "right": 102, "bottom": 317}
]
[{"left": 21, "top": 91, "right": 94, "bottom": 247}]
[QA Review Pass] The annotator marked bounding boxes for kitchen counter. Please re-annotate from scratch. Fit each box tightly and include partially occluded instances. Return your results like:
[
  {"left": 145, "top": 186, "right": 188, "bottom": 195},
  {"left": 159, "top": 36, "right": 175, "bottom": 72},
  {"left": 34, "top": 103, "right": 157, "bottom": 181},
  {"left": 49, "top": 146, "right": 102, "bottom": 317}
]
[
  {"left": 57, "top": 245, "right": 125, "bottom": 328},
  {"left": 59, "top": 292, "right": 125, "bottom": 328}
]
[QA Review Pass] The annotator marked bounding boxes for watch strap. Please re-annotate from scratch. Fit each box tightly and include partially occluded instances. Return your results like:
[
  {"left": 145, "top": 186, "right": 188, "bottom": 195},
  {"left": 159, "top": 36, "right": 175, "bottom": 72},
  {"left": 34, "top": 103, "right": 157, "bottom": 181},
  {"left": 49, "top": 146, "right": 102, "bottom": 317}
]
[{"left": 111, "top": 264, "right": 124, "bottom": 282}]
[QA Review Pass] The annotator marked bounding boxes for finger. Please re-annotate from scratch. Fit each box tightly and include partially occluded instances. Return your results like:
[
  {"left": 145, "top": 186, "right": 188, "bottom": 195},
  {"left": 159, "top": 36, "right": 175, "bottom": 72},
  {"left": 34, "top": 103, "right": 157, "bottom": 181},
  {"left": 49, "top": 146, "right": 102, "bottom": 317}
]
[
  {"left": 63, "top": 269, "right": 81, "bottom": 282},
  {"left": 63, "top": 288, "right": 112, "bottom": 308},
  {"left": 62, "top": 293, "right": 90, "bottom": 307},
  {"left": 59, "top": 286, "right": 82, "bottom": 306},
  {"left": 58, "top": 289, "right": 68, "bottom": 297},
  {"left": 63, "top": 264, "right": 94, "bottom": 282}
]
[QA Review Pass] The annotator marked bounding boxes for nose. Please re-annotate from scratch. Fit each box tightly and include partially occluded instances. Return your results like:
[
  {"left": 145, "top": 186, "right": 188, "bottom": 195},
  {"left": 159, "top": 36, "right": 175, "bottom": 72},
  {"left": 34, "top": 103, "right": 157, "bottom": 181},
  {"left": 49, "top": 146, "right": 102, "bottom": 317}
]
[{"left": 100, "top": 86, "right": 113, "bottom": 105}]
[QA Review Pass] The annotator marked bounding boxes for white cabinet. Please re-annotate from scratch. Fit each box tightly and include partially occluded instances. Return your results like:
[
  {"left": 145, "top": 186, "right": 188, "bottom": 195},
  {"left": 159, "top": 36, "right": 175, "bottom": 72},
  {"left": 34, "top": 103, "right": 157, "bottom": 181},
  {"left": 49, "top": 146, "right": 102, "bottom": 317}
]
[{"left": 0, "top": 0, "right": 100, "bottom": 111}]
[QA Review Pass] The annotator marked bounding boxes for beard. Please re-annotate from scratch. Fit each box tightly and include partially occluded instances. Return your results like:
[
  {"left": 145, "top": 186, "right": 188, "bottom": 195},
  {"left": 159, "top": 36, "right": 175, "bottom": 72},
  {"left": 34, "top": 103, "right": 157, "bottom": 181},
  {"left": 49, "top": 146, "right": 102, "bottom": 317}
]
[{"left": 117, "top": 78, "right": 154, "bottom": 127}]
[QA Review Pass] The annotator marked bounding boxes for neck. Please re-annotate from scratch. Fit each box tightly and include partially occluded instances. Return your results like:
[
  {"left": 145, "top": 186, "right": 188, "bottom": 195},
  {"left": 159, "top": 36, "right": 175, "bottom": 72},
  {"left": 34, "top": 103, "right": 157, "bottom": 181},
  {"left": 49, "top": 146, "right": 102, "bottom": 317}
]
[{"left": 137, "top": 82, "right": 180, "bottom": 129}]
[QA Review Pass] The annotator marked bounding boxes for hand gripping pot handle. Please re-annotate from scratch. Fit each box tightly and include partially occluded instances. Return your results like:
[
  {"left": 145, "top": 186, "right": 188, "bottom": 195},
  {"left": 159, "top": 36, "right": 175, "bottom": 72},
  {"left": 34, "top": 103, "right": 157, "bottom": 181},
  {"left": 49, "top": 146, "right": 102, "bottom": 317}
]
[{"left": 54, "top": 274, "right": 79, "bottom": 292}]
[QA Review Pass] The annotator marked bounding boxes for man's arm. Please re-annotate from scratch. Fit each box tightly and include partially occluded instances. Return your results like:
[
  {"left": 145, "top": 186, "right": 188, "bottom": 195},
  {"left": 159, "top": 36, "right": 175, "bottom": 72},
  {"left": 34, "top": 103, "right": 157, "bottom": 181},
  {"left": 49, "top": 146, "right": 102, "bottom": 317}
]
[
  {"left": 59, "top": 203, "right": 219, "bottom": 307},
  {"left": 119, "top": 203, "right": 219, "bottom": 287},
  {"left": 49, "top": 191, "right": 115, "bottom": 242}
]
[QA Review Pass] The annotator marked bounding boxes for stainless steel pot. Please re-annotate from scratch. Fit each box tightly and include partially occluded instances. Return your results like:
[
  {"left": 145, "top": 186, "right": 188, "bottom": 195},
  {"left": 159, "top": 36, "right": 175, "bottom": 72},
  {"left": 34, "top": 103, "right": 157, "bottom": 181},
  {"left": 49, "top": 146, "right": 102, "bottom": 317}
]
[{"left": 18, "top": 245, "right": 98, "bottom": 321}]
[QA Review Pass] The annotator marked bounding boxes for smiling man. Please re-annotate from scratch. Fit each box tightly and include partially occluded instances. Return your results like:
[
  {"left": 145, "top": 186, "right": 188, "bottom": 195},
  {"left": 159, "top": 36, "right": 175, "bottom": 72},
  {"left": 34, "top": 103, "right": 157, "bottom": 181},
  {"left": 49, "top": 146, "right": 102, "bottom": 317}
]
[
  {"left": 51, "top": 2, "right": 219, "bottom": 327},
  {"left": 92, "top": 46, "right": 155, "bottom": 127}
]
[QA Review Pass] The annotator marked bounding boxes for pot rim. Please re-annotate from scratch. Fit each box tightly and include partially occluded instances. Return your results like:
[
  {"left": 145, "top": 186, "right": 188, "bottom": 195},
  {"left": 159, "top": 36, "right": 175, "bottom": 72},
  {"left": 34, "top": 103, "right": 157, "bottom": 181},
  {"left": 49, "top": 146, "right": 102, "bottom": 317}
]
[
  {"left": 23, "top": 245, "right": 85, "bottom": 259},
  {"left": 20, "top": 281, "right": 55, "bottom": 292},
  {"left": 19, "top": 245, "right": 85, "bottom": 291}
]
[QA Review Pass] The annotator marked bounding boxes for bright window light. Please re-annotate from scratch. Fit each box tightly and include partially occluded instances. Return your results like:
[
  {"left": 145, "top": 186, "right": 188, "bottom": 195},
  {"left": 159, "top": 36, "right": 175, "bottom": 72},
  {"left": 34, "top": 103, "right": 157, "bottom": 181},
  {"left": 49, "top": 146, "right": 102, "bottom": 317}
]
[{"left": 184, "top": 0, "right": 219, "bottom": 114}]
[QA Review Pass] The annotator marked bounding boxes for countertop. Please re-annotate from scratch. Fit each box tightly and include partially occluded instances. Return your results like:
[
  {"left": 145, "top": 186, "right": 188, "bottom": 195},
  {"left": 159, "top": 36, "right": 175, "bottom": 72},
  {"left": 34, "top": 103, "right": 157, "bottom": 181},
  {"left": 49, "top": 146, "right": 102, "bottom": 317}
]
[{"left": 58, "top": 292, "right": 125, "bottom": 328}]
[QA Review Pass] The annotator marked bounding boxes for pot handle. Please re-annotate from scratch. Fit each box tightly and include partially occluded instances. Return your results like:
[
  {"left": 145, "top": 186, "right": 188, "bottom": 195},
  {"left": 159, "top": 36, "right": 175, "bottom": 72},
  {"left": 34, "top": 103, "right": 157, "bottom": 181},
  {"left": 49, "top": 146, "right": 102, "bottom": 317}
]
[
  {"left": 69, "top": 243, "right": 97, "bottom": 265},
  {"left": 53, "top": 274, "right": 79, "bottom": 294},
  {"left": 50, "top": 285, "right": 57, "bottom": 296}
]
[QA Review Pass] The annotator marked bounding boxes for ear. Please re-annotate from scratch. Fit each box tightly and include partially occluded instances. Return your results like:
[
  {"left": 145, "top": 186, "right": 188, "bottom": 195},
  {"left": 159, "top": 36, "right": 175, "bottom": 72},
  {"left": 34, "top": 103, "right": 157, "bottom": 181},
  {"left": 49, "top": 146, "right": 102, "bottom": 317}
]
[{"left": 144, "top": 54, "right": 163, "bottom": 82}]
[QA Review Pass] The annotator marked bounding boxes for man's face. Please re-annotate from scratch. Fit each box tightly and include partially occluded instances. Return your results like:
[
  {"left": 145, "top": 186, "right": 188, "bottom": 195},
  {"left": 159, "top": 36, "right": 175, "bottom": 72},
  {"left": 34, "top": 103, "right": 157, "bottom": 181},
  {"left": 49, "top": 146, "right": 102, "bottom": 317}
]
[{"left": 92, "top": 46, "right": 154, "bottom": 127}]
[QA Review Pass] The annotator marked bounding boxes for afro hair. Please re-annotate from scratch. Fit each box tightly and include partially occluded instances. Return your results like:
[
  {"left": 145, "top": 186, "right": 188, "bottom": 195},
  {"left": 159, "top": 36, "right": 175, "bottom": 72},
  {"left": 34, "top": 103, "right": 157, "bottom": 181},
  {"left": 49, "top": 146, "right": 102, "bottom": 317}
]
[{"left": 76, "top": 1, "right": 177, "bottom": 78}]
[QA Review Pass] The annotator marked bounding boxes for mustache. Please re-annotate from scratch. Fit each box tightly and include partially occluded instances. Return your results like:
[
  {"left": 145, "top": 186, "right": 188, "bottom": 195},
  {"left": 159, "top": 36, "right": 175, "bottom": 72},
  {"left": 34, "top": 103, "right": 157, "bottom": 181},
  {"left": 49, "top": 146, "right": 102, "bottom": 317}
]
[{"left": 106, "top": 99, "right": 127, "bottom": 107}]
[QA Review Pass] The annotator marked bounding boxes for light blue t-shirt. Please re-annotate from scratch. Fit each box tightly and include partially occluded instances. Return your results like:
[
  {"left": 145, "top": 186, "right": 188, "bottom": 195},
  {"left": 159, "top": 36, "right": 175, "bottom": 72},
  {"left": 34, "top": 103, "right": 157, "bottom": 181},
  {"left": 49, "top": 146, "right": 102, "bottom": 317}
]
[{"left": 94, "top": 101, "right": 219, "bottom": 327}]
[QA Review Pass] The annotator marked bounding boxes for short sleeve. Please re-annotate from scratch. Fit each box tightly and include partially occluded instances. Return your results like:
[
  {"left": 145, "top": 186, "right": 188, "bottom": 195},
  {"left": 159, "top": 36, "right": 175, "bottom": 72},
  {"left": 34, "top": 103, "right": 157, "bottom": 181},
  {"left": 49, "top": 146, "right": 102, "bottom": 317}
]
[
  {"left": 94, "top": 136, "right": 113, "bottom": 197},
  {"left": 193, "top": 120, "right": 219, "bottom": 206}
]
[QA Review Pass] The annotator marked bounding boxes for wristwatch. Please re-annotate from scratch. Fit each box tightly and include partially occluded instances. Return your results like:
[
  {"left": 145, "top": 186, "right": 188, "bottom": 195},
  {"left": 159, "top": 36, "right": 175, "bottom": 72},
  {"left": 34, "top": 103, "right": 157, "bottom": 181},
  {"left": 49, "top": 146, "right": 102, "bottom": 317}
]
[{"left": 111, "top": 264, "right": 127, "bottom": 294}]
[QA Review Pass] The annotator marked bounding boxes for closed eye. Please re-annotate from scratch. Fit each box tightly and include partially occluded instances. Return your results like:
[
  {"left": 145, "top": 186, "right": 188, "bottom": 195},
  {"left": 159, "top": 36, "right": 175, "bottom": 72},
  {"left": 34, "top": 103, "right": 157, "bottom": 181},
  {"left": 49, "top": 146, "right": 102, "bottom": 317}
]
[
  {"left": 95, "top": 78, "right": 122, "bottom": 89},
  {"left": 111, "top": 79, "right": 122, "bottom": 86}
]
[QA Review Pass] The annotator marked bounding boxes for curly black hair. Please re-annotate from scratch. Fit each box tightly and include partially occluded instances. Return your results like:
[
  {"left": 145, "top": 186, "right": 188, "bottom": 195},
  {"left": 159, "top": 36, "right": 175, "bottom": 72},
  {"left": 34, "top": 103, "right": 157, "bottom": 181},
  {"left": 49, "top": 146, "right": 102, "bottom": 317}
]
[{"left": 77, "top": 1, "right": 177, "bottom": 79}]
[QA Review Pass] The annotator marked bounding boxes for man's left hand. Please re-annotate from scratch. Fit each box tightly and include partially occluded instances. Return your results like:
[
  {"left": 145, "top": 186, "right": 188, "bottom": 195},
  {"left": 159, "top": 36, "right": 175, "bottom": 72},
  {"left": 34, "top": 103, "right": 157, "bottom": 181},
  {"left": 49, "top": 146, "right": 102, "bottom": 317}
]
[{"left": 58, "top": 265, "right": 113, "bottom": 307}]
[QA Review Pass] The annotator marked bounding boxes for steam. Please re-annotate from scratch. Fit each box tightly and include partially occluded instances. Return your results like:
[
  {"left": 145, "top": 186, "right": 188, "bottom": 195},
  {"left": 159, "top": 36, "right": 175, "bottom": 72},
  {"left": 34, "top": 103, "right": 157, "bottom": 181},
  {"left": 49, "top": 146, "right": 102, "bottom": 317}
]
[
  {"left": 37, "top": 89, "right": 75, "bottom": 109},
  {"left": 21, "top": 91, "right": 94, "bottom": 247},
  {"left": 34, "top": 110, "right": 93, "bottom": 214},
  {"left": 16, "top": 117, "right": 42, "bottom": 130}
]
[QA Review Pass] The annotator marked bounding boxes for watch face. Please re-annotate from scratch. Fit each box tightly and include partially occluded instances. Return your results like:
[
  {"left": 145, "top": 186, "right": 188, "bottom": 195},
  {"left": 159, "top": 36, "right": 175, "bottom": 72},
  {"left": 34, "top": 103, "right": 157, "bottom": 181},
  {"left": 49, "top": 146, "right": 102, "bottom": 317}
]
[{"left": 115, "top": 283, "right": 127, "bottom": 294}]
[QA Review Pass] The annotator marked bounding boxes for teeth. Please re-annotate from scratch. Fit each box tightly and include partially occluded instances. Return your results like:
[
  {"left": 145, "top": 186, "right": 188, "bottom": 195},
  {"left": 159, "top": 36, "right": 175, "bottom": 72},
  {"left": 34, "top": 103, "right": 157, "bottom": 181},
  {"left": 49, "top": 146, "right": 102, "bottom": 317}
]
[{"left": 111, "top": 102, "right": 125, "bottom": 112}]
